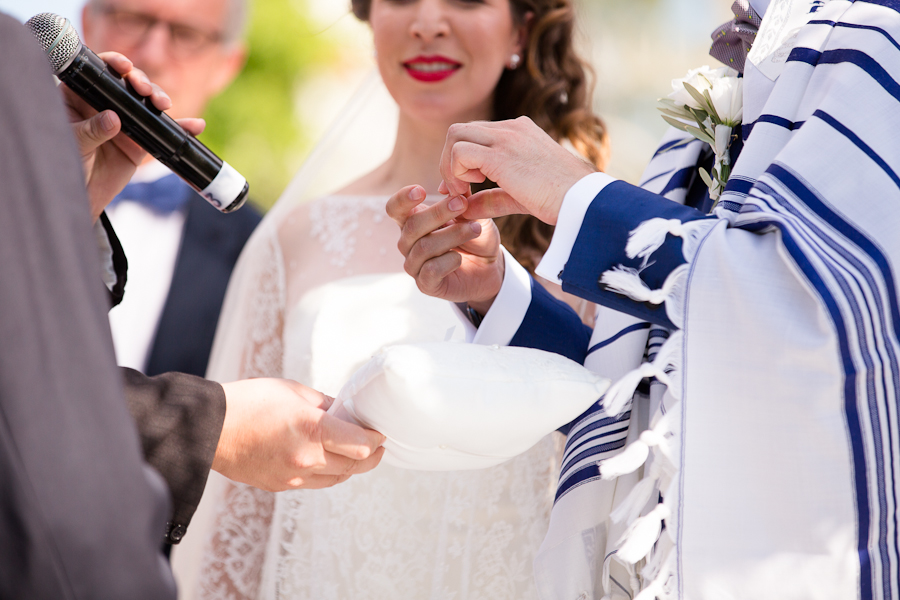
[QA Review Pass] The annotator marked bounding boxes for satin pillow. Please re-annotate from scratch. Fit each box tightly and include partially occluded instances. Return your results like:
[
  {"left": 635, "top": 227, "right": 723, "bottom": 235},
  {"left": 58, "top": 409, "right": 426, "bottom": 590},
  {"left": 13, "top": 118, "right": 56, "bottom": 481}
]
[{"left": 330, "top": 342, "right": 609, "bottom": 470}]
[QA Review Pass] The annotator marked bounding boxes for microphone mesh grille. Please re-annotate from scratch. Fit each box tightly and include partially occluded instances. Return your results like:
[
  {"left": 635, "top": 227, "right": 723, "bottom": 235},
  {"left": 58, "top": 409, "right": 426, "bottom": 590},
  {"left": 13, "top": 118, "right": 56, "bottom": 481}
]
[{"left": 25, "top": 13, "right": 82, "bottom": 74}]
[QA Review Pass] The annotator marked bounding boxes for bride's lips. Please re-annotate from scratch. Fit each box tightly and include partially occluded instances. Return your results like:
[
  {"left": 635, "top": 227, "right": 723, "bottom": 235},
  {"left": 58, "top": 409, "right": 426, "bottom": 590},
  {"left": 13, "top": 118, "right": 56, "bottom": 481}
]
[{"left": 403, "top": 55, "right": 462, "bottom": 83}]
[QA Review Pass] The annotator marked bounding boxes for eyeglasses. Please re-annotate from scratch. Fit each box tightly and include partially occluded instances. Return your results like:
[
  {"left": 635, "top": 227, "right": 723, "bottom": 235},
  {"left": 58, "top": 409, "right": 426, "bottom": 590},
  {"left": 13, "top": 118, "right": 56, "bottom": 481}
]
[{"left": 93, "top": 4, "right": 224, "bottom": 57}]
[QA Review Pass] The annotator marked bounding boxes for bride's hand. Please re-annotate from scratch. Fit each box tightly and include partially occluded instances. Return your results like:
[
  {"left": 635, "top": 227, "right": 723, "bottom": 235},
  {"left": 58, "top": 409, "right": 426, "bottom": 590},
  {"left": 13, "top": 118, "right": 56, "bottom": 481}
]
[
  {"left": 213, "top": 378, "right": 386, "bottom": 491},
  {"left": 387, "top": 185, "right": 504, "bottom": 315}
]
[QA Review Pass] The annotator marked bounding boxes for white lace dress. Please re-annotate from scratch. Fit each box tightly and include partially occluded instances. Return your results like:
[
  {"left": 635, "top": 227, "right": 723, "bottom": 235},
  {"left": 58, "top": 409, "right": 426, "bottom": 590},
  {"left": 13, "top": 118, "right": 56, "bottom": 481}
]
[{"left": 179, "top": 195, "right": 563, "bottom": 600}]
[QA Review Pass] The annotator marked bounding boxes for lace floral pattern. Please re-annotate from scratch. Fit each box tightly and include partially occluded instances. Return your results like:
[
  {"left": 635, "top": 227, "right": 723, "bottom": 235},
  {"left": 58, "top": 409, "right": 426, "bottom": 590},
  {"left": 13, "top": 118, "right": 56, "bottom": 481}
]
[
  {"left": 309, "top": 196, "right": 389, "bottom": 269},
  {"left": 195, "top": 229, "right": 285, "bottom": 600},
  {"left": 264, "top": 437, "right": 562, "bottom": 600}
]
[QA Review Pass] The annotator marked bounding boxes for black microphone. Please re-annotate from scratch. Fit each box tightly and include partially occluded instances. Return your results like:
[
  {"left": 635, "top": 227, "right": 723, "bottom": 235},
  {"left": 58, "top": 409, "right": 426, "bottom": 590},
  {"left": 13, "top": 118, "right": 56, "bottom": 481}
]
[{"left": 25, "top": 12, "right": 249, "bottom": 213}]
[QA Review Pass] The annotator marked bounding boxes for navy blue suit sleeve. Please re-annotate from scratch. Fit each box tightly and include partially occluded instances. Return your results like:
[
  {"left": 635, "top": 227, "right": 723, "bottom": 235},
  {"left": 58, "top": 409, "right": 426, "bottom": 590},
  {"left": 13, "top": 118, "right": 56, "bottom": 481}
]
[
  {"left": 560, "top": 180, "right": 711, "bottom": 328},
  {"left": 508, "top": 277, "right": 591, "bottom": 364}
]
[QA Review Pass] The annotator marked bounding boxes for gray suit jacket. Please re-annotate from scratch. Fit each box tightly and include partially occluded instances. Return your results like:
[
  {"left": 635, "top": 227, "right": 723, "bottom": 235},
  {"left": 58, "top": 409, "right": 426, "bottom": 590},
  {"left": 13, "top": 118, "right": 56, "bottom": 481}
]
[{"left": 0, "top": 12, "right": 176, "bottom": 598}]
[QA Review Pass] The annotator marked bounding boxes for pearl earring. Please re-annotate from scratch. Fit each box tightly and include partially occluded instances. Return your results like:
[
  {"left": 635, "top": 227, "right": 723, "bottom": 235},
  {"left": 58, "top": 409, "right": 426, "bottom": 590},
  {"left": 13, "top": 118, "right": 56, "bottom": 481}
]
[{"left": 508, "top": 53, "right": 521, "bottom": 69}]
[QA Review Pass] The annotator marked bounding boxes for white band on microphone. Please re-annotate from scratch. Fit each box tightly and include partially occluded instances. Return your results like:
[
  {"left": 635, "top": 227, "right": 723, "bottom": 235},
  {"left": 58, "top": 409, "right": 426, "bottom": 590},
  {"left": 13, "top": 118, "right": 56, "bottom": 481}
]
[{"left": 200, "top": 161, "right": 246, "bottom": 211}]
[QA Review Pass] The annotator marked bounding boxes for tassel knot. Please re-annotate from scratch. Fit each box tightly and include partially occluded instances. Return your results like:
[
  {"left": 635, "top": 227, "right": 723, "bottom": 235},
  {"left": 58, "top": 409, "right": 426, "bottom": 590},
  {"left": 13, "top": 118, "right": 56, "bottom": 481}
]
[
  {"left": 616, "top": 504, "right": 671, "bottom": 564},
  {"left": 626, "top": 218, "right": 688, "bottom": 264}
]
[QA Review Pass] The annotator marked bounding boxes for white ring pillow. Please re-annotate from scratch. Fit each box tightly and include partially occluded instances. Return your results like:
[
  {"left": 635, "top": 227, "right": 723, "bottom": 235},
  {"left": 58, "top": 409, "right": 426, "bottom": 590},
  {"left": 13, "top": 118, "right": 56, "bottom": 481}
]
[{"left": 329, "top": 342, "right": 610, "bottom": 470}]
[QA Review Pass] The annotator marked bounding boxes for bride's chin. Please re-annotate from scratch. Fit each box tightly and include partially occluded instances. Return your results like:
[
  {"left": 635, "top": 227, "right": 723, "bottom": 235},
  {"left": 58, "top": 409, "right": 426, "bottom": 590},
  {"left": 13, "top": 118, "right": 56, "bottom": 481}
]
[{"left": 399, "top": 99, "right": 492, "bottom": 131}]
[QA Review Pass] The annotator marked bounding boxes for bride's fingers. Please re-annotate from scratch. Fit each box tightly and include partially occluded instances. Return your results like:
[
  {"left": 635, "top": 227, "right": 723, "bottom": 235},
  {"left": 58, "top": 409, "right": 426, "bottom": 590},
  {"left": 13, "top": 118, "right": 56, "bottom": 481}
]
[
  {"left": 386, "top": 185, "right": 427, "bottom": 228},
  {"left": 405, "top": 221, "right": 481, "bottom": 279},
  {"left": 416, "top": 252, "right": 464, "bottom": 298},
  {"left": 398, "top": 194, "right": 469, "bottom": 257}
]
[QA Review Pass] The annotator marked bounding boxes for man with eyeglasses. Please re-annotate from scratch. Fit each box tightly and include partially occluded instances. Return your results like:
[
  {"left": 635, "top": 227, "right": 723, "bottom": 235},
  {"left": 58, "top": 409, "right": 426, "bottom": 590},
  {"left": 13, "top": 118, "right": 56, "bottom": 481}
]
[{"left": 82, "top": 0, "right": 261, "bottom": 381}]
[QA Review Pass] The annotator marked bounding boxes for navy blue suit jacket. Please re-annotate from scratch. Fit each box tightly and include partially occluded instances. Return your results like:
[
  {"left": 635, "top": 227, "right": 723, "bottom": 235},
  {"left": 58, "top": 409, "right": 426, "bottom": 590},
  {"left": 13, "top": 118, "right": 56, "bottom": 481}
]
[{"left": 144, "top": 193, "right": 261, "bottom": 378}]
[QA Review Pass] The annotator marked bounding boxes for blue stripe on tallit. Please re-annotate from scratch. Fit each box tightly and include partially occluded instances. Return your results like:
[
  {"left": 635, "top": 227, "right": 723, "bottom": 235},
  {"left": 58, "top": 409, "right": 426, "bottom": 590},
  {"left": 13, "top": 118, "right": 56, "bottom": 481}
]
[
  {"left": 745, "top": 157, "right": 900, "bottom": 600},
  {"left": 555, "top": 464, "right": 601, "bottom": 501},
  {"left": 808, "top": 19, "right": 900, "bottom": 53},
  {"left": 651, "top": 137, "right": 700, "bottom": 158},
  {"left": 742, "top": 202, "right": 874, "bottom": 600},
  {"left": 641, "top": 168, "right": 675, "bottom": 188},
  {"left": 558, "top": 430, "right": 630, "bottom": 479},
  {"left": 769, "top": 159, "right": 900, "bottom": 599},
  {"left": 815, "top": 110, "right": 900, "bottom": 189},
  {"left": 586, "top": 322, "right": 651, "bottom": 356},
  {"left": 659, "top": 167, "right": 696, "bottom": 197}
]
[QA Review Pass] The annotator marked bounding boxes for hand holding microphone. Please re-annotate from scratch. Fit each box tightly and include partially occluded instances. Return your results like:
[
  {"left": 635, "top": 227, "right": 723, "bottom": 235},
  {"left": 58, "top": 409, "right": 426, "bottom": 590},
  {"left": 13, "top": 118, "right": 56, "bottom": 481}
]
[
  {"left": 63, "top": 51, "right": 202, "bottom": 221},
  {"left": 26, "top": 13, "right": 249, "bottom": 213}
]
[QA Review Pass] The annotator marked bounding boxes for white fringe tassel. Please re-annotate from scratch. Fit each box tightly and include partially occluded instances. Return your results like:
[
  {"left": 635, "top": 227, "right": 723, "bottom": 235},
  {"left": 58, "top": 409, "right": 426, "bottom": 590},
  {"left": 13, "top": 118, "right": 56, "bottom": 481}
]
[
  {"left": 634, "top": 551, "right": 675, "bottom": 600},
  {"left": 616, "top": 504, "right": 671, "bottom": 564},
  {"left": 610, "top": 466, "right": 659, "bottom": 523},
  {"left": 600, "top": 414, "right": 670, "bottom": 479},
  {"left": 626, "top": 218, "right": 688, "bottom": 264},
  {"left": 602, "top": 330, "right": 683, "bottom": 417},
  {"left": 626, "top": 216, "right": 718, "bottom": 265},
  {"left": 600, "top": 264, "right": 689, "bottom": 306}
]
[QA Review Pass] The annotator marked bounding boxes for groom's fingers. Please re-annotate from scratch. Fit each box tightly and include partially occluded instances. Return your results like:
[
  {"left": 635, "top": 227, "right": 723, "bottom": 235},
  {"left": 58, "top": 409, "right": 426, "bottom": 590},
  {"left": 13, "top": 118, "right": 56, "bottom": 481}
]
[
  {"left": 461, "top": 187, "right": 523, "bottom": 220},
  {"left": 440, "top": 121, "right": 512, "bottom": 197}
]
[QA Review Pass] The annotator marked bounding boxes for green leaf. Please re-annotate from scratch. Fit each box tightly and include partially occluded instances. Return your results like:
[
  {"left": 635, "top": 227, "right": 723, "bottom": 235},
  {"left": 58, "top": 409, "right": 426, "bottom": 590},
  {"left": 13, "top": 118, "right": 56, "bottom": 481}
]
[
  {"left": 658, "top": 107, "right": 694, "bottom": 122},
  {"left": 698, "top": 167, "right": 715, "bottom": 188},
  {"left": 683, "top": 82, "right": 711, "bottom": 113},
  {"left": 688, "top": 107, "right": 709, "bottom": 126},
  {"left": 661, "top": 114, "right": 691, "bottom": 132},
  {"left": 685, "top": 125, "right": 715, "bottom": 145}
]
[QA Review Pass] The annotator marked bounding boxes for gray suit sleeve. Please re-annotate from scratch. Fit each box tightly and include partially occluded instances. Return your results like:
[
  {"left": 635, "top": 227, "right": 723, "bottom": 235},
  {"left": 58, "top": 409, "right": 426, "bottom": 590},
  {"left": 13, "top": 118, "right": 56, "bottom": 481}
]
[
  {"left": 0, "top": 12, "right": 176, "bottom": 599},
  {"left": 122, "top": 367, "right": 226, "bottom": 544}
]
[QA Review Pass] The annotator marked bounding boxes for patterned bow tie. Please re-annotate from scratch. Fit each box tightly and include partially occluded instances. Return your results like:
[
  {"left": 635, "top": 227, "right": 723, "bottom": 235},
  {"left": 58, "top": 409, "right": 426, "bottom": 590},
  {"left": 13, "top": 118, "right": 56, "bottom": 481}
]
[
  {"left": 109, "top": 172, "right": 194, "bottom": 214},
  {"left": 709, "top": 0, "right": 763, "bottom": 74}
]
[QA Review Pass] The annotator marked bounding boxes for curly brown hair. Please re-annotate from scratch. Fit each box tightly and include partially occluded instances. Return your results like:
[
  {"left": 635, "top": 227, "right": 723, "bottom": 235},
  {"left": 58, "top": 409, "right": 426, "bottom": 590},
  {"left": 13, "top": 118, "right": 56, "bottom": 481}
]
[{"left": 351, "top": 0, "right": 608, "bottom": 274}]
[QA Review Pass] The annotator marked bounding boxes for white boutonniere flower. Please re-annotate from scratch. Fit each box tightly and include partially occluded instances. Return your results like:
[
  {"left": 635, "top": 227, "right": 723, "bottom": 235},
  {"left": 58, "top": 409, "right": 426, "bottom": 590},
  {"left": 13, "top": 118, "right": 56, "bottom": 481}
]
[{"left": 658, "top": 65, "right": 743, "bottom": 204}]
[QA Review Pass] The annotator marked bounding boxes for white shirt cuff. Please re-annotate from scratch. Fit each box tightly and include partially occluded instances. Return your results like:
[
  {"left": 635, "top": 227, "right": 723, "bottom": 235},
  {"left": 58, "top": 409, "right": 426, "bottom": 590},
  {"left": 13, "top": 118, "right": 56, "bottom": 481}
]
[
  {"left": 468, "top": 246, "right": 533, "bottom": 347},
  {"left": 536, "top": 172, "right": 617, "bottom": 285}
]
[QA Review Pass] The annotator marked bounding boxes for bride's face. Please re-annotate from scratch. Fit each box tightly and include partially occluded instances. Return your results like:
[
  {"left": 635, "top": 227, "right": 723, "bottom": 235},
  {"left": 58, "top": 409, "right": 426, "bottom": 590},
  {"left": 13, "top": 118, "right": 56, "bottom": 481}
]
[{"left": 369, "top": 0, "right": 526, "bottom": 125}]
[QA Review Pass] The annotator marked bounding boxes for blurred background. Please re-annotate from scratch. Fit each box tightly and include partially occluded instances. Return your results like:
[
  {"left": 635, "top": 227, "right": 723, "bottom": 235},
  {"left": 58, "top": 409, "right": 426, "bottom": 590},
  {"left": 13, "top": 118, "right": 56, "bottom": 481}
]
[{"left": 5, "top": 0, "right": 730, "bottom": 211}]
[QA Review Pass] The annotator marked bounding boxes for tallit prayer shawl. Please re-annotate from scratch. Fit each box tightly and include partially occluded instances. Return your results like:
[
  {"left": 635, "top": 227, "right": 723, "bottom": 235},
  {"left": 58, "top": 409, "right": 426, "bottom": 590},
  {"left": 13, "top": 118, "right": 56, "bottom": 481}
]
[{"left": 532, "top": 1, "right": 900, "bottom": 598}]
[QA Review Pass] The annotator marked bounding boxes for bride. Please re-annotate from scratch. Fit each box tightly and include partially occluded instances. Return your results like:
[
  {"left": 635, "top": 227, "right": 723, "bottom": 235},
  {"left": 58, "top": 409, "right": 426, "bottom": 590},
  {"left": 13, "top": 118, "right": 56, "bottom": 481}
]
[{"left": 174, "top": 0, "right": 607, "bottom": 597}]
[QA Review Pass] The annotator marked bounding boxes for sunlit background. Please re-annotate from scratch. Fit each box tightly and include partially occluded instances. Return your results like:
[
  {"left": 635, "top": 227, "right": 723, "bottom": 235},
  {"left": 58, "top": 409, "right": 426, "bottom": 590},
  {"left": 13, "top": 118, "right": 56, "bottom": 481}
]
[{"left": 5, "top": 0, "right": 730, "bottom": 210}]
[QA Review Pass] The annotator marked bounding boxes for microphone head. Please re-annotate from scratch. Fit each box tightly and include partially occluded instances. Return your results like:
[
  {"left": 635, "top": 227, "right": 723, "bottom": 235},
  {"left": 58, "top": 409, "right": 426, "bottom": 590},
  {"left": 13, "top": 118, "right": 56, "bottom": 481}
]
[{"left": 25, "top": 13, "right": 83, "bottom": 75}]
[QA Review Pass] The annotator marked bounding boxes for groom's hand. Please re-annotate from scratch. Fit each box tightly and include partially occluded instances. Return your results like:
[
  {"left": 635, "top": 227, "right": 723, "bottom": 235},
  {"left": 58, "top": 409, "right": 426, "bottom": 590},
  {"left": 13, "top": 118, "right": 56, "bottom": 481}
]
[
  {"left": 438, "top": 116, "right": 596, "bottom": 225},
  {"left": 213, "top": 378, "right": 385, "bottom": 491},
  {"left": 387, "top": 185, "right": 503, "bottom": 314}
]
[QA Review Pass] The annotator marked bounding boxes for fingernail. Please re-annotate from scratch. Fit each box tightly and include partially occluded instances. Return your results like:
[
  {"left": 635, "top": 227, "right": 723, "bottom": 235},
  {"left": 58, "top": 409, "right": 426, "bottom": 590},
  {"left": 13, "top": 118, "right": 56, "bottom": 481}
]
[
  {"left": 438, "top": 180, "right": 449, "bottom": 194},
  {"left": 140, "top": 74, "right": 151, "bottom": 86},
  {"left": 448, "top": 196, "right": 464, "bottom": 211},
  {"left": 469, "top": 221, "right": 482, "bottom": 235},
  {"left": 100, "top": 111, "right": 116, "bottom": 132},
  {"left": 409, "top": 187, "right": 425, "bottom": 201}
]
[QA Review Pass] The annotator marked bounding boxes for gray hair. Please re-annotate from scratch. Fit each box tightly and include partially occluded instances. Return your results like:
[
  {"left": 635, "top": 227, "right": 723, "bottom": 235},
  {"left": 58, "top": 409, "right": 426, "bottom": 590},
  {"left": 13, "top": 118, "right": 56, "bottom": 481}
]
[{"left": 222, "top": 0, "right": 250, "bottom": 45}]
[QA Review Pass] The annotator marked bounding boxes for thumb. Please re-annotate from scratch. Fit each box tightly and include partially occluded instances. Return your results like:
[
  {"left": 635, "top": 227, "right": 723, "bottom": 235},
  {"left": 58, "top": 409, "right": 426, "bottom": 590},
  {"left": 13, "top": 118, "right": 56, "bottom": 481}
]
[
  {"left": 319, "top": 412, "right": 386, "bottom": 460},
  {"left": 72, "top": 110, "right": 120, "bottom": 155}
]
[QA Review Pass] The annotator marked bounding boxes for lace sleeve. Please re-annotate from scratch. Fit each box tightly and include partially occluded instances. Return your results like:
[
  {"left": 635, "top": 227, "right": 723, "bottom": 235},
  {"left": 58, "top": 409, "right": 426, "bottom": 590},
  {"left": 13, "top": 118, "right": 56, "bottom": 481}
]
[{"left": 185, "top": 224, "right": 286, "bottom": 600}]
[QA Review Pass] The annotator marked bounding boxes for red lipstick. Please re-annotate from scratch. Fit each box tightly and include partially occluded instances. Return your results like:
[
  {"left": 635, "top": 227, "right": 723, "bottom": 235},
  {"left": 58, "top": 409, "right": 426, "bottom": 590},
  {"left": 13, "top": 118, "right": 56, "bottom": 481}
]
[{"left": 403, "top": 55, "right": 462, "bottom": 83}]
